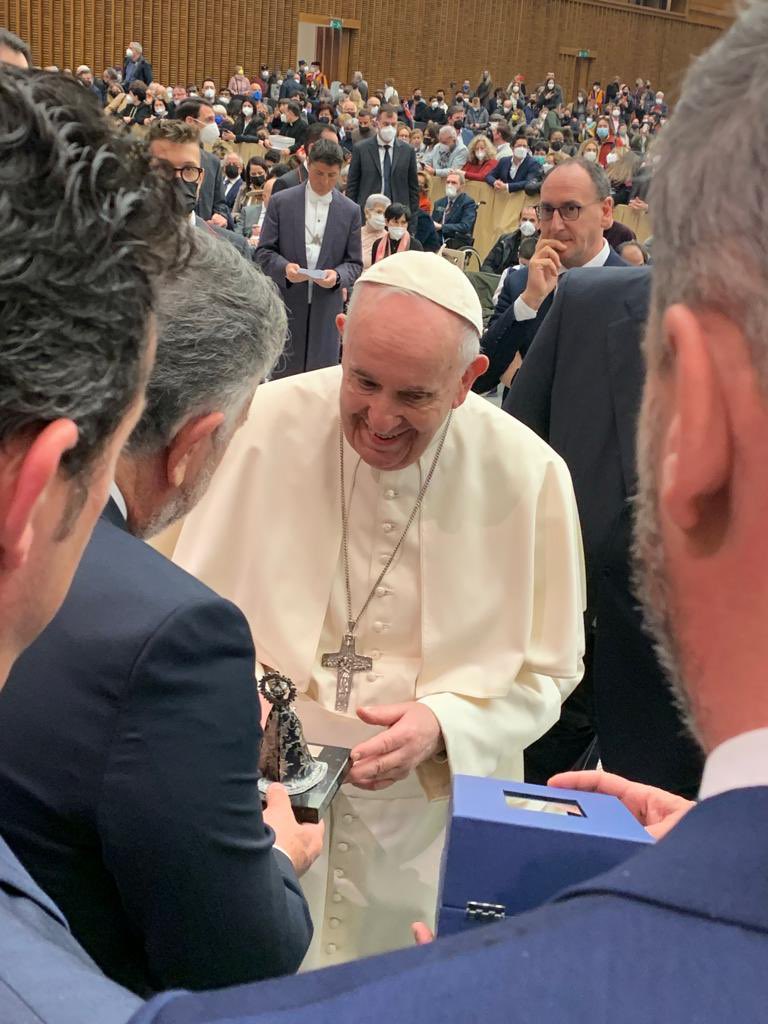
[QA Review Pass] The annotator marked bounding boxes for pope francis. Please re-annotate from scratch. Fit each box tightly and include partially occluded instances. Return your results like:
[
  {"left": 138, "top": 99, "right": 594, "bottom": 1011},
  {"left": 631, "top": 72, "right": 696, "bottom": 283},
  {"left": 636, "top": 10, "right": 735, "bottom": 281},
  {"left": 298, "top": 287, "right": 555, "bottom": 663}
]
[{"left": 171, "top": 251, "right": 586, "bottom": 968}]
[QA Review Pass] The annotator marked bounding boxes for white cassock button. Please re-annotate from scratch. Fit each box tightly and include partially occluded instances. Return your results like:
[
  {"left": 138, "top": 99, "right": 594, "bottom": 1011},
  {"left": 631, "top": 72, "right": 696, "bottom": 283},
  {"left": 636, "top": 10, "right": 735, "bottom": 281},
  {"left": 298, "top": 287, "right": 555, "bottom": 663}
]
[
  {"left": 366, "top": 672, "right": 377, "bottom": 682},
  {"left": 326, "top": 943, "right": 337, "bottom": 954},
  {"left": 329, "top": 918, "right": 341, "bottom": 929},
  {"left": 382, "top": 522, "right": 394, "bottom": 533},
  {"left": 379, "top": 553, "right": 390, "bottom": 565},
  {"left": 343, "top": 814, "right": 354, "bottom": 824},
  {"left": 332, "top": 892, "right": 343, "bottom": 903},
  {"left": 375, "top": 586, "right": 387, "bottom": 597},
  {"left": 371, "top": 649, "right": 381, "bottom": 660},
  {"left": 384, "top": 488, "right": 398, "bottom": 499},
  {"left": 334, "top": 868, "right": 344, "bottom": 878},
  {"left": 338, "top": 842, "right": 350, "bottom": 852}
]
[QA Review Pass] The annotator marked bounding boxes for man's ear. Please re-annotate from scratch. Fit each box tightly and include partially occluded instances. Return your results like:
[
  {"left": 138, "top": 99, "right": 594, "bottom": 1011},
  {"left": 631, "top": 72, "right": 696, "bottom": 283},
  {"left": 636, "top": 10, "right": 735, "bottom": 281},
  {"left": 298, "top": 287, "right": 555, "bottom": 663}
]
[
  {"left": 0, "top": 420, "right": 79, "bottom": 572},
  {"left": 336, "top": 312, "right": 347, "bottom": 337},
  {"left": 165, "top": 412, "right": 225, "bottom": 489},
  {"left": 454, "top": 353, "right": 490, "bottom": 408},
  {"left": 659, "top": 304, "right": 730, "bottom": 534}
]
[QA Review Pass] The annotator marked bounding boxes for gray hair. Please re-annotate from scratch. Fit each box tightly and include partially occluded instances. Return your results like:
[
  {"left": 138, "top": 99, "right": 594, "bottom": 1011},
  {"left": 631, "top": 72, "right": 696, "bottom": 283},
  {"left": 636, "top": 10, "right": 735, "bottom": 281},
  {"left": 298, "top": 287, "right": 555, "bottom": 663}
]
[
  {"left": 127, "top": 232, "right": 287, "bottom": 454},
  {"left": 439, "top": 125, "right": 457, "bottom": 143},
  {"left": 446, "top": 168, "right": 466, "bottom": 186},
  {"left": 347, "top": 283, "right": 479, "bottom": 368},
  {"left": 128, "top": 41, "right": 143, "bottom": 56},
  {"left": 365, "top": 192, "right": 389, "bottom": 211},
  {"left": 646, "top": 0, "right": 767, "bottom": 385}
]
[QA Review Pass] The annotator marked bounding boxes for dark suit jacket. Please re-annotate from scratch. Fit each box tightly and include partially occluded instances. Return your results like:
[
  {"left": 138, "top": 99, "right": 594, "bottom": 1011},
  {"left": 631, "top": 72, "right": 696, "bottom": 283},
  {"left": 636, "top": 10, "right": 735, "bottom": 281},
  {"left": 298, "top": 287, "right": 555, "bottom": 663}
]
[
  {"left": 271, "top": 164, "right": 308, "bottom": 195},
  {"left": 134, "top": 788, "right": 768, "bottom": 1024},
  {"left": 473, "top": 246, "right": 626, "bottom": 394},
  {"left": 486, "top": 154, "right": 540, "bottom": 192},
  {"left": 223, "top": 177, "right": 245, "bottom": 211},
  {"left": 282, "top": 117, "right": 308, "bottom": 153},
  {"left": 233, "top": 115, "right": 263, "bottom": 142},
  {"left": 503, "top": 267, "right": 703, "bottom": 795},
  {"left": 432, "top": 192, "right": 477, "bottom": 242},
  {"left": 122, "top": 56, "right": 153, "bottom": 87},
  {"left": 255, "top": 183, "right": 363, "bottom": 378},
  {"left": 346, "top": 136, "right": 420, "bottom": 231},
  {"left": 0, "top": 501, "right": 312, "bottom": 996},
  {"left": 197, "top": 147, "right": 230, "bottom": 223}
]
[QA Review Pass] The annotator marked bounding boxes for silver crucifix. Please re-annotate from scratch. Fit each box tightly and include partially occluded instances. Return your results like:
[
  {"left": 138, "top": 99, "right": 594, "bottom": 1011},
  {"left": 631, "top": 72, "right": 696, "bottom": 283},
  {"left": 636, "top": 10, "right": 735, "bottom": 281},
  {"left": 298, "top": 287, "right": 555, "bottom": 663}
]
[{"left": 322, "top": 624, "right": 373, "bottom": 713}]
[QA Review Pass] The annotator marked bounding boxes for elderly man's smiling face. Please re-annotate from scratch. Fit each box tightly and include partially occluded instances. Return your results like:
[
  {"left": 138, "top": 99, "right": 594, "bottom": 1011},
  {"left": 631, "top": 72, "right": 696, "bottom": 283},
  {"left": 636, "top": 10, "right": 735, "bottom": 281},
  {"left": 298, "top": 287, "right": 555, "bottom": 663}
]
[{"left": 337, "top": 285, "right": 486, "bottom": 471}]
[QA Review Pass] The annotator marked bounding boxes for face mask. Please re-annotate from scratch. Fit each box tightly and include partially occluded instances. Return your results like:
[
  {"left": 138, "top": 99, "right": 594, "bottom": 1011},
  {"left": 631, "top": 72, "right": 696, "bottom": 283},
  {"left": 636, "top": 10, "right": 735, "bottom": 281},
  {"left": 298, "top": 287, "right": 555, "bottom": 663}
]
[
  {"left": 319, "top": 116, "right": 332, "bottom": 124},
  {"left": 656, "top": 96, "right": 663, "bottom": 103},
  {"left": 125, "top": 49, "right": 133, "bottom": 59},
  {"left": 218, "top": 95, "right": 230, "bottom": 105},
  {"left": 512, "top": 88, "right": 519, "bottom": 95},
  {"left": 612, "top": 111, "right": 620, "bottom": 119},
  {"left": 154, "top": 106, "right": 166, "bottom": 117},
  {"left": 214, "top": 115, "right": 224, "bottom": 125},
  {"left": 584, "top": 150, "right": 598, "bottom": 162},
  {"left": 606, "top": 151, "right": 618, "bottom": 165},
  {"left": 586, "top": 117, "right": 594, "bottom": 126},
  {"left": 503, "top": 105, "right": 512, "bottom": 114},
  {"left": 414, "top": 95, "right": 422, "bottom": 102},
  {"left": 203, "top": 88, "right": 215, "bottom": 100},
  {"left": 175, "top": 178, "right": 198, "bottom": 214},
  {"left": 280, "top": 113, "right": 288, "bottom": 123},
  {"left": 453, "top": 118, "right": 465, "bottom": 129},
  {"left": 430, "top": 101, "right": 438, "bottom": 109},
  {"left": 242, "top": 105, "right": 254, "bottom": 117},
  {"left": 550, "top": 141, "right": 562, "bottom": 152},
  {"left": 261, "top": 71, "right": 269, "bottom": 80},
  {"left": 224, "top": 164, "right": 240, "bottom": 179},
  {"left": 166, "top": 87, "right": 174, "bottom": 101},
  {"left": 542, "top": 162, "right": 553, "bottom": 173},
  {"left": 513, "top": 146, "right": 528, "bottom": 160},
  {"left": 520, "top": 219, "right": 537, "bottom": 237},
  {"left": 475, "top": 148, "right": 487, "bottom": 161},
  {"left": 378, "top": 124, "right": 396, "bottom": 144},
  {"left": 368, "top": 212, "right": 386, "bottom": 230},
  {"left": 445, "top": 184, "right": 458, "bottom": 198},
  {"left": 596, "top": 126, "right": 609, "bottom": 139},
  {"left": 199, "top": 121, "right": 220, "bottom": 145},
  {"left": 388, "top": 225, "right": 406, "bottom": 240},
  {"left": 189, "top": 89, "right": 198, "bottom": 97},
  {"left": 547, "top": 81, "right": 555, "bottom": 88},
  {"left": 534, "top": 154, "right": 546, "bottom": 165}
]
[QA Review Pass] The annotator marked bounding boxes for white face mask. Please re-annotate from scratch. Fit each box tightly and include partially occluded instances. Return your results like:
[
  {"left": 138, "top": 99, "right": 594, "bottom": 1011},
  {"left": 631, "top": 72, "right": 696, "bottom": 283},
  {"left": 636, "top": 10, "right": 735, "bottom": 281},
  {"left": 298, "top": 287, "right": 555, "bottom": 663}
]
[
  {"left": 154, "top": 106, "right": 166, "bottom": 117},
  {"left": 445, "top": 184, "right": 458, "bottom": 198},
  {"left": 584, "top": 149, "right": 598, "bottom": 162},
  {"left": 606, "top": 151, "right": 619, "bottom": 165},
  {"left": 166, "top": 87, "right": 174, "bottom": 101},
  {"left": 519, "top": 219, "right": 537, "bottom": 237},
  {"left": 203, "top": 88, "right": 215, "bottom": 100},
  {"left": 368, "top": 212, "right": 386, "bottom": 230},
  {"left": 547, "top": 81, "right": 555, "bottom": 89},
  {"left": 378, "top": 125, "right": 396, "bottom": 144},
  {"left": 542, "top": 162, "right": 553, "bottom": 173},
  {"left": 125, "top": 49, "right": 133, "bottom": 59},
  {"left": 388, "top": 225, "right": 406, "bottom": 240},
  {"left": 475, "top": 148, "right": 487, "bottom": 161},
  {"left": 513, "top": 146, "right": 528, "bottom": 160},
  {"left": 242, "top": 106, "right": 253, "bottom": 117},
  {"left": 218, "top": 95, "right": 229, "bottom": 105},
  {"left": 199, "top": 121, "right": 220, "bottom": 145}
]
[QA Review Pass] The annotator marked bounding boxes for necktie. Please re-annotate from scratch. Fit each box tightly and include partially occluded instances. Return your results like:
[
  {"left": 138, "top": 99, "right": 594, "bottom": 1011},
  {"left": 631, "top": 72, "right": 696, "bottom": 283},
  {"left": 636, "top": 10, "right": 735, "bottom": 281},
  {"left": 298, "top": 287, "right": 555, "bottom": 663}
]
[{"left": 383, "top": 145, "right": 392, "bottom": 198}]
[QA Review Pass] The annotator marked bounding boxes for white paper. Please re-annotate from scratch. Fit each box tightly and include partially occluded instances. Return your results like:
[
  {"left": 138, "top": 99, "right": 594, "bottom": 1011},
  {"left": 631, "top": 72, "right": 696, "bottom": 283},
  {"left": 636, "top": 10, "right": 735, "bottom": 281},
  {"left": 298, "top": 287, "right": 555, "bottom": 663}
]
[{"left": 299, "top": 268, "right": 328, "bottom": 281}]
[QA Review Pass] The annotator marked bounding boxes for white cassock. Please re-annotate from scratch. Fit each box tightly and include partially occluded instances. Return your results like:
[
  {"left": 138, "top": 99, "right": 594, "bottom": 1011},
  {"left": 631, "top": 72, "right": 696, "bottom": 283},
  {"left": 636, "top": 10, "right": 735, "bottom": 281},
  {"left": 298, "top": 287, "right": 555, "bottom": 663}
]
[{"left": 172, "top": 365, "right": 586, "bottom": 969}]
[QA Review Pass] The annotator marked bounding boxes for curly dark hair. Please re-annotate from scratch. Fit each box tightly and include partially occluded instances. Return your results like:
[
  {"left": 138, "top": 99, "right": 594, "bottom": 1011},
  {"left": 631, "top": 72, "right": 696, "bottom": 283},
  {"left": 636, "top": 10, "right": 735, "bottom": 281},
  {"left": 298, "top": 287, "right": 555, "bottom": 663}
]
[{"left": 0, "top": 67, "right": 193, "bottom": 477}]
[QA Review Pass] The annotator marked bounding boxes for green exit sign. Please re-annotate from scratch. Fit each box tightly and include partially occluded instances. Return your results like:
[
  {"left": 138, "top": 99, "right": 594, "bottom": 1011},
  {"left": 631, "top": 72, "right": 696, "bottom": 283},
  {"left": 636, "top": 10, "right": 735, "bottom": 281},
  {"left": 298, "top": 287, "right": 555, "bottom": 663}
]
[
  {"left": 329, "top": 18, "right": 343, "bottom": 29},
  {"left": 578, "top": 49, "right": 590, "bottom": 58}
]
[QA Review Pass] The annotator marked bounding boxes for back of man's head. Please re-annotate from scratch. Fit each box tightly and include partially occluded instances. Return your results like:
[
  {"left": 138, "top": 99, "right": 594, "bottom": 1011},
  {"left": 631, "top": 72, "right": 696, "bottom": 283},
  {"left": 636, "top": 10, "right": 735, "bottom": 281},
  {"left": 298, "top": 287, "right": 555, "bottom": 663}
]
[
  {"left": 0, "top": 67, "right": 190, "bottom": 654},
  {"left": 174, "top": 96, "right": 210, "bottom": 123},
  {"left": 0, "top": 28, "right": 31, "bottom": 68},
  {"left": 123, "top": 232, "right": 286, "bottom": 537}
]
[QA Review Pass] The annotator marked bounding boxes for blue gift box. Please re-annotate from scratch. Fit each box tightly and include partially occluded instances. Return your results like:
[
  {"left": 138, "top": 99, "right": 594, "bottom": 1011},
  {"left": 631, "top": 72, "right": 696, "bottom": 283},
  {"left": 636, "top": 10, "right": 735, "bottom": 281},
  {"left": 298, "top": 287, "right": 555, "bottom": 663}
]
[{"left": 437, "top": 775, "right": 654, "bottom": 936}]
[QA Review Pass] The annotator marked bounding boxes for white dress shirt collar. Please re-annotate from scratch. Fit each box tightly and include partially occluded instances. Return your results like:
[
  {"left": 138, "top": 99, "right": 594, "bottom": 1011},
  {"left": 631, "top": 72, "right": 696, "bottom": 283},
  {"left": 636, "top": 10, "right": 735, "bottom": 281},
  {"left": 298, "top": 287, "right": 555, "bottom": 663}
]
[
  {"left": 580, "top": 237, "right": 611, "bottom": 270},
  {"left": 699, "top": 727, "right": 768, "bottom": 800},
  {"left": 306, "top": 183, "right": 333, "bottom": 206},
  {"left": 109, "top": 482, "right": 128, "bottom": 521}
]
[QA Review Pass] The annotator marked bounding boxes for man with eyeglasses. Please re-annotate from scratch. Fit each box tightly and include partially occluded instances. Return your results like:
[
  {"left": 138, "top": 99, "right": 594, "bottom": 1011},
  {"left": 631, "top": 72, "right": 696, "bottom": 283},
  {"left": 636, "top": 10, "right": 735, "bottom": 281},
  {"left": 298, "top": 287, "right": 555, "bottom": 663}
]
[
  {"left": 473, "top": 158, "right": 626, "bottom": 394},
  {"left": 147, "top": 120, "right": 252, "bottom": 258}
]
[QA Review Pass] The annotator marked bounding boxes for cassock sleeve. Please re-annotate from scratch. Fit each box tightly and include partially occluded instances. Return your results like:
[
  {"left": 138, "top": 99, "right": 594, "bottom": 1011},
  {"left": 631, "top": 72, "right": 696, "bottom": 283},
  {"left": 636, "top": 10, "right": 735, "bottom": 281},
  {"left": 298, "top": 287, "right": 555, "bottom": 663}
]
[{"left": 416, "top": 455, "right": 586, "bottom": 801}]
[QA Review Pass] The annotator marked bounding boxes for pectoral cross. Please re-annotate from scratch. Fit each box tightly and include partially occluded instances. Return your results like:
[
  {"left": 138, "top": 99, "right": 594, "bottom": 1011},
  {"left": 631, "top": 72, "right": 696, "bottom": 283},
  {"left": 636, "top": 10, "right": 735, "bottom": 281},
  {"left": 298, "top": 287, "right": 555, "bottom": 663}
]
[{"left": 322, "top": 624, "right": 373, "bottom": 713}]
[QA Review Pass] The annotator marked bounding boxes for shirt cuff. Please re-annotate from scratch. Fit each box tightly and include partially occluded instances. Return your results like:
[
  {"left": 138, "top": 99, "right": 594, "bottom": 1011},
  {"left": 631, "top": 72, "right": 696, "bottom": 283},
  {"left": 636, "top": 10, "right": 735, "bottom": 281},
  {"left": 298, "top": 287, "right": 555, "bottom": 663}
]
[{"left": 513, "top": 294, "right": 538, "bottom": 321}]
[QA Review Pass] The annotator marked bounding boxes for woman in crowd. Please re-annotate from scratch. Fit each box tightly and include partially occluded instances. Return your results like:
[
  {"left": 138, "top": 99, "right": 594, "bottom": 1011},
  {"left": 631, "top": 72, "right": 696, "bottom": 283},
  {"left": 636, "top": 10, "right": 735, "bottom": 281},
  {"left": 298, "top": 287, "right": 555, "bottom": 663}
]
[
  {"left": 360, "top": 193, "right": 389, "bottom": 269},
  {"left": 463, "top": 135, "right": 498, "bottom": 181},
  {"left": 371, "top": 203, "right": 423, "bottom": 263},
  {"left": 150, "top": 94, "right": 170, "bottom": 120},
  {"left": 120, "top": 81, "right": 152, "bottom": 125},
  {"left": 418, "top": 124, "right": 439, "bottom": 166},
  {"left": 383, "top": 78, "right": 400, "bottom": 106},
  {"left": 229, "top": 97, "right": 263, "bottom": 143},
  {"left": 105, "top": 81, "right": 127, "bottom": 116},
  {"left": 579, "top": 138, "right": 600, "bottom": 163},
  {"left": 594, "top": 114, "right": 617, "bottom": 166},
  {"left": 573, "top": 90, "right": 588, "bottom": 120},
  {"left": 233, "top": 157, "right": 269, "bottom": 221},
  {"left": 416, "top": 170, "right": 432, "bottom": 214}
]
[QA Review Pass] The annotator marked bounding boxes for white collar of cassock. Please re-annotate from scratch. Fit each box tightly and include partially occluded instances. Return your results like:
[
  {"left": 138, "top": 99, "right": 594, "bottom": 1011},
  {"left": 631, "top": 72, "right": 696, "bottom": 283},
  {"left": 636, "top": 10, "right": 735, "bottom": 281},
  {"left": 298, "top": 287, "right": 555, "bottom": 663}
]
[{"left": 306, "top": 184, "right": 333, "bottom": 206}]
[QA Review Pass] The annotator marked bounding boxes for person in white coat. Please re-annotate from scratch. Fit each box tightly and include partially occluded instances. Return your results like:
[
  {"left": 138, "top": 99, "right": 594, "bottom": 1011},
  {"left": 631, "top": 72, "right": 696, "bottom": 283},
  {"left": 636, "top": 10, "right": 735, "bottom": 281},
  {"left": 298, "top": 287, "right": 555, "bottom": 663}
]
[{"left": 170, "top": 251, "right": 586, "bottom": 969}]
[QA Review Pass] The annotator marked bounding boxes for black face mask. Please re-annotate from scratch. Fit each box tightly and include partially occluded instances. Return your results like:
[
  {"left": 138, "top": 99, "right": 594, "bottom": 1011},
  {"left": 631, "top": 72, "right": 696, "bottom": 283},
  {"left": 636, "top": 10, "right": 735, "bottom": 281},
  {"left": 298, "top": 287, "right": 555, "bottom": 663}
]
[
  {"left": 252, "top": 173, "right": 266, "bottom": 185},
  {"left": 175, "top": 179, "right": 198, "bottom": 215},
  {"left": 359, "top": 125, "right": 371, "bottom": 134},
  {"left": 318, "top": 116, "right": 332, "bottom": 124},
  {"left": 224, "top": 164, "right": 240, "bottom": 179},
  {"left": 453, "top": 119, "right": 465, "bottom": 129},
  {"left": 550, "top": 141, "right": 563, "bottom": 151}
]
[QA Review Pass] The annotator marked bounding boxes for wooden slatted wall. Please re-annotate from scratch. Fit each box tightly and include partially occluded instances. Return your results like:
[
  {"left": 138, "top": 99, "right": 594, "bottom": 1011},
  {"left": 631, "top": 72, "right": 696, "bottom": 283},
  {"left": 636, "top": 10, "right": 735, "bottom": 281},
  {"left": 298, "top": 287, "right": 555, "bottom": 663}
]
[{"left": 1, "top": 0, "right": 727, "bottom": 100}]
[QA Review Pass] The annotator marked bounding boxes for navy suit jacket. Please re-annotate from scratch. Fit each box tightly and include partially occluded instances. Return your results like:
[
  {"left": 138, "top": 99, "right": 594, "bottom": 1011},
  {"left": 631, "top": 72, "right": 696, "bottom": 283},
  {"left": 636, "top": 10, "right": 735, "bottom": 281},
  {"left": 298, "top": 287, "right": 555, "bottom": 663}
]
[
  {"left": 432, "top": 192, "right": 477, "bottom": 242},
  {"left": 486, "top": 153, "right": 540, "bottom": 192},
  {"left": 0, "top": 501, "right": 312, "bottom": 996},
  {"left": 132, "top": 787, "right": 768, "bottom": 1023},
  {"left": 473, "top": 246, "right": 626, "bottom": 393},
  {"left": 503, "top": 267, "right": 704, "bottom": 797},
  {"left": 197, "top": 148, "right": 231, "bottom": 224}
]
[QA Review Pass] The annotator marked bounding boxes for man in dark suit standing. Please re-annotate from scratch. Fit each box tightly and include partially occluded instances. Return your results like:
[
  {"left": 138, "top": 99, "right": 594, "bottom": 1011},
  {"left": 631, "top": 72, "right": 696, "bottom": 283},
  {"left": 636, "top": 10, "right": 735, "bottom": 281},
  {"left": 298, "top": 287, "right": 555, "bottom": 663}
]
[
  {"left": 346, "top": 104, "right": 420, "bottom": 231},
  {"left": 473, "top": 159, "right": 626, "bottom": 393},
  {"left": 122, "top": 40, "right": 152, "bottom": 87},
  {"left": 0, "top": 231, "right": 321, "bottom": 997},
  {"left": 503, "top": 267, "right": 704, "bottom": 797},
  {"left": 256, "top": 139, "right": 363, "bottom": 378},
  {"left": 281, "top": 99, "right": 309, "bottom": 153},
  {"left": 174, "top": 98, "right": 230, "bottom": 228},
  {"left": 485, "top": 135, "right": 540, "bottom": 192}
]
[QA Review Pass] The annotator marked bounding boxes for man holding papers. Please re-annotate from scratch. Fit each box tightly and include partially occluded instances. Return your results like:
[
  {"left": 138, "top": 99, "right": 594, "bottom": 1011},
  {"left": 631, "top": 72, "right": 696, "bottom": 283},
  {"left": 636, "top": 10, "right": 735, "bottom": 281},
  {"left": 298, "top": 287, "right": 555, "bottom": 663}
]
[{"left": 256, "top": 139, "right": 363, "bottom": 378}]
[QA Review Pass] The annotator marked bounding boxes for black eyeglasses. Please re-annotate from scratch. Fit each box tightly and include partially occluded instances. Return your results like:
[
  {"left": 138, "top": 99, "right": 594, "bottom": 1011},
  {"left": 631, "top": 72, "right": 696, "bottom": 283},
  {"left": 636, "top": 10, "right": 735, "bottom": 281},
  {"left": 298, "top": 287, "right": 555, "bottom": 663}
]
[
  {"left": 149, "top": 158, "right": 203, "bottom": 184},
  {"left": 536, "top": 200, "right": 600, "bottom": 222}
]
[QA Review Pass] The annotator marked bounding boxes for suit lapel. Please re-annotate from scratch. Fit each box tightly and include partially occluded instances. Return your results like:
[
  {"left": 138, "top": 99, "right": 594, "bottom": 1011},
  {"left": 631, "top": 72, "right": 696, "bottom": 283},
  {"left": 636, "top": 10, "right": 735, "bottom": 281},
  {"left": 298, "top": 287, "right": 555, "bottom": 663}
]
[
  {"left": 292, "top": 183, "right": 308, "bottom": 266},
  {"left": 367, "top": 139, "right": 383, "bottom": 185},
  {"left": 605, "top": 287, "right": 649, "bottom": 495}
]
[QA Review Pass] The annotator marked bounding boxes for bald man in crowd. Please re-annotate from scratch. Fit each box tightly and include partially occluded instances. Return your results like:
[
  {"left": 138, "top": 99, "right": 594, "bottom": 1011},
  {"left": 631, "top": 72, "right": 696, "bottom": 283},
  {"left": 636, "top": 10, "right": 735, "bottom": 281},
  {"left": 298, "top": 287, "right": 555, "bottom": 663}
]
[{"left": 171, "top": 250, "right": 586, "bottom": 968}]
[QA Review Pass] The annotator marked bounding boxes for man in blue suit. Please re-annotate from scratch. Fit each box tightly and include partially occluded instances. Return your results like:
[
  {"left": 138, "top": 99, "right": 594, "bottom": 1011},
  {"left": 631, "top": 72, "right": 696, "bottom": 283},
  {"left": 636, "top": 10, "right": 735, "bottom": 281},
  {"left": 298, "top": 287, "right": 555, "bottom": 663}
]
[
  {"left": 474, "top": 158, "right": 626, "bottom": 393},
  {"left": 0, "top": 230, "right": 321, "bottom": 996},
  {"left": 431, "top": 169, "right": 477, "bottom": 246},
  {"left": 485, "top": 135, "right": 540, "bottom": 192}
]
